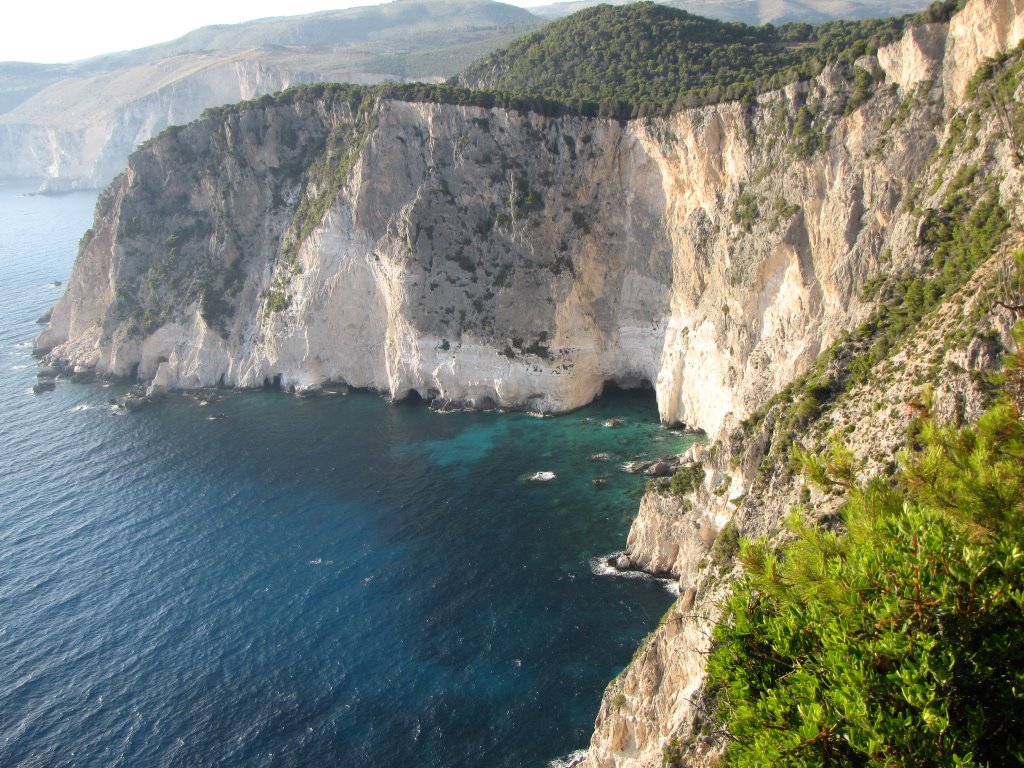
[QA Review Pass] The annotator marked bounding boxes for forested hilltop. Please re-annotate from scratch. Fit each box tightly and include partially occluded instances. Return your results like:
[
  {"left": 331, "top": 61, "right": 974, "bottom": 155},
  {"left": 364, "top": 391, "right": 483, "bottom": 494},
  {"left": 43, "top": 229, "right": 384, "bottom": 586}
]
[
  {"left": 201, "top": 0, "right": 958, "bottom": 124},
  {"left": 457, "top": 0, "right": 961, "bottom": 115}
]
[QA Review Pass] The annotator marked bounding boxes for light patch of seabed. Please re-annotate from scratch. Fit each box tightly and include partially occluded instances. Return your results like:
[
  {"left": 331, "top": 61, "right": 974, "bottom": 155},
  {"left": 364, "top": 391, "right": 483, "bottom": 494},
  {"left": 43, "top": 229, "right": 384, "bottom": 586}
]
[{"left": 394, "top": 418, "right": 517, "bottom": 470}]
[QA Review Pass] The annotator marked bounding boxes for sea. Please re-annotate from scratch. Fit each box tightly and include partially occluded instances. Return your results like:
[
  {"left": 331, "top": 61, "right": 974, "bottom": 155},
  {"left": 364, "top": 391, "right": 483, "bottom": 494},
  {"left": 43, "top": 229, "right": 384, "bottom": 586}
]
[{"left": 0, "top": 180, "right": 696, "bottom": 767}]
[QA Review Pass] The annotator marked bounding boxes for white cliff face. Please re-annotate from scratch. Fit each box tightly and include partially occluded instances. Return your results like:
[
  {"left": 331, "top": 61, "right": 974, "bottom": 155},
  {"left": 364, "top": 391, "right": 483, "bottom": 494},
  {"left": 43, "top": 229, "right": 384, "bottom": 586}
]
[
  {"left": 37, "top": 53, "right": 945, "bottom": 436},
  {"left": 40, "top": 95, "right": 684, "bottom": 418},
  {"left": 944, "top": 0, "right": 1024, "bottom": 105},
  {"left": 877, "top": 22, "right": 948, "bottom": 89},
  {"left": 37, "top": 0, "right": 1021, "bottom": 436}
]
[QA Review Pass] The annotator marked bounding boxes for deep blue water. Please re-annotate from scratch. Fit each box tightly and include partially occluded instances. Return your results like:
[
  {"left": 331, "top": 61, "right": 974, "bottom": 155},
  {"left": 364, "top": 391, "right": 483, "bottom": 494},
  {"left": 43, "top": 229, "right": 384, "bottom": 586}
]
[{"left": 0, "top": 181, "right": 692, "bottom": 767}]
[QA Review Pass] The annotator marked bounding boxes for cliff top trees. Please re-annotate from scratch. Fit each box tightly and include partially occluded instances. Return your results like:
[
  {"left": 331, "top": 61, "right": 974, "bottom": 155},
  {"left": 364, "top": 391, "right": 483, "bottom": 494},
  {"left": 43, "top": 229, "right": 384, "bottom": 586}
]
[{"left": 456, "top": 2, "right": 958, "bottom": 117}]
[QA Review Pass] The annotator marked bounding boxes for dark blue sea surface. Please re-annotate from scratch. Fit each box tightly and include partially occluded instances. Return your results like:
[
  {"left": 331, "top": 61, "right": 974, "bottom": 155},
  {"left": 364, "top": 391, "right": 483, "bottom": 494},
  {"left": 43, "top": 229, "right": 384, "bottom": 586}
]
[{"left": 0, "top": 181, "right": 693, "bottom": 767}]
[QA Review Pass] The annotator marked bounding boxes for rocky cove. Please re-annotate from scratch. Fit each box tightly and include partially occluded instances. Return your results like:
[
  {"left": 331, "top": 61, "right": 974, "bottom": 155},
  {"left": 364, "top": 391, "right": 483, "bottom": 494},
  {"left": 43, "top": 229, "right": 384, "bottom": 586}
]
[{"left": 33, "top": 0, "right": 1024, "bottom": 764}]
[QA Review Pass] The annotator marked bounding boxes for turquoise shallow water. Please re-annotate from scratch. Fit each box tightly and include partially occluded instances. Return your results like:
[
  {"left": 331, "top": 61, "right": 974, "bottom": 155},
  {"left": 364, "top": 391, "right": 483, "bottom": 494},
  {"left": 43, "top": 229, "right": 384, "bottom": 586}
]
[{"left": 0, "top": 181, "right": 696, "bottom": 767}]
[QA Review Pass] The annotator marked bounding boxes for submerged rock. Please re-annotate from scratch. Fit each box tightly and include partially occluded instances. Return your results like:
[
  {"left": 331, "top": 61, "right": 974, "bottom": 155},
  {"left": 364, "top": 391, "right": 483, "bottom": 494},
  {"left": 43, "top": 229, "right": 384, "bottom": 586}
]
[
  {"left": 121, "top": 396, "right": 147, "bottom": 412},
  {"left": 68, "top": 367, "right": 95, "bottom": 384}
]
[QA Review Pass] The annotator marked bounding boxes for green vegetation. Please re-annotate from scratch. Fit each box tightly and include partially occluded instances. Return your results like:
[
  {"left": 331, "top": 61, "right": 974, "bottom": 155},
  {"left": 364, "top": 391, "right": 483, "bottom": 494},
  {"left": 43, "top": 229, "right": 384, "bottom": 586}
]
[
  {"left": 112, "top": 178, "right": 219, "bottom": 337},
  {"left": 712, "top": 49, "right": 1024, "bottom": 751},
  {"left": 732, "top": 191, "right": 760, "bottom": 233},
  {"left": 790, "top": 105, "right": 828, "bottom": 159},
  {"left": 706, "top": 329, "right": 1024, "bottom": 766},
  {"left": 737, "top": 161, "right": 1011, "bottom": 466},
  {"left": 849, "top": 170, "right": 1008, "bottom": 386},
  {"left": 199, "top": 80, "right": 592, "bottom": 126},
  {"left": 264, "top": 102, "right": 379, "bottom": 314},
  {"left": 709, "top": 519, "right": 740, "bottom": 571},
  {"left": 663, "top": 735, "right": 686, "bottom": 766},
  {"left": 670, "top": 462, "right": 704, "bottom": 496},
  {"left": 769, "top": 197, "right": 802, "bottom": 232},
  {"left": 966, "top": 41, "right": 1024, "bottom": 167},
  {"left": 458, "top": 1, "right": 964, "bottom": 119}
]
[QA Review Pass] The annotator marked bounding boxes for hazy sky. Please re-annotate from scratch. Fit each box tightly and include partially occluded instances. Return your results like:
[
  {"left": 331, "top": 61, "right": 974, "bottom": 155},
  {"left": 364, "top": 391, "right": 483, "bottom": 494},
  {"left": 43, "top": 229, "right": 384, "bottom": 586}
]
[{"left": 2, "top": 0, "right": 554, "bottom": 64}]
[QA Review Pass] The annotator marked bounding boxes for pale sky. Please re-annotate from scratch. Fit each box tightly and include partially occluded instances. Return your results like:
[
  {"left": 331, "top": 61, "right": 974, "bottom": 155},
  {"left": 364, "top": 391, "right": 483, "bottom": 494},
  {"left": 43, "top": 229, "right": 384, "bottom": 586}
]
[{"left": 2, "top": 0, "right": 555, "bottom": 64}]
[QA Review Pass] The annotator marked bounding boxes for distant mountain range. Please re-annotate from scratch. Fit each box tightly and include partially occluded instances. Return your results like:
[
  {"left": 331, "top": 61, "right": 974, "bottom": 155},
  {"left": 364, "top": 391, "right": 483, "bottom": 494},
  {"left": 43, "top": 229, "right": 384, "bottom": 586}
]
[{"left": 0, "top": 0, "right": 541, "bottom": 124}]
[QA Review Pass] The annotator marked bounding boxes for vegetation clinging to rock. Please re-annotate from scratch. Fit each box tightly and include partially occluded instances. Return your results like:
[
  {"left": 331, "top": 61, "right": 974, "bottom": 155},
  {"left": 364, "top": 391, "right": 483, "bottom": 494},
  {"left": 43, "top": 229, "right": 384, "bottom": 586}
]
[{"left": 707, "top": 323, "right": 1024, "bottom": 767}]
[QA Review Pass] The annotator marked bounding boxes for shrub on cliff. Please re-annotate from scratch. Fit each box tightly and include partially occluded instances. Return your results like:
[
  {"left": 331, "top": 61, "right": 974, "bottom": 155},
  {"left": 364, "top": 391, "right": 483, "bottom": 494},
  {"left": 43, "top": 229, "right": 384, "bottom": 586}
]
[
  {"left": 670, "top": 462, "right": 704, "bottom": 496},
  {"left": 706, "top": 325, "right": 1024, "bottom": 767}
]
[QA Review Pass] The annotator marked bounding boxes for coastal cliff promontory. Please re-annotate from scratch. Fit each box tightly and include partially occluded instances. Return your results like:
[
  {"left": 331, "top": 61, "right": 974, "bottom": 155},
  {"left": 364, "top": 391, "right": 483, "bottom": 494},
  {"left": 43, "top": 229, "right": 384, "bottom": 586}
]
[
  {"left": 34, "top": 0, "right": 1024, "bottom": 764},
  {"left": 37, "top": 14, "right": 968, "bottom": 437}
]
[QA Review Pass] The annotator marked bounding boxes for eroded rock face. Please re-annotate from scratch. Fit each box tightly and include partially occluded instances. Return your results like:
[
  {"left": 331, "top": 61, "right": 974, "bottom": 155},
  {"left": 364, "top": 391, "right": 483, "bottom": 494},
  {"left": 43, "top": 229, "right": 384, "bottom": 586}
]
[
  {"left": 944, "top": 0, "right": 1024, "bottom": 105},
  {"left": 583, "top": 0, "right": 1024, "bottom": 763},
  {"left": 877, "top": 22, "right": 948, "bottom": 89},
  {"left": 37, "top": 29, "right": 953, "bottom": 437}
]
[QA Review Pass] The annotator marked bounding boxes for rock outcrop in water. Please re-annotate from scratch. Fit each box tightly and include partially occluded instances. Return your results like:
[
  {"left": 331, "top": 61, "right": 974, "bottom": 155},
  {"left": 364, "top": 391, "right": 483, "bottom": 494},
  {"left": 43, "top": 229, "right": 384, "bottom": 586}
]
[{"left": 34, "top": 0, "right": 1024, "bottom": 764}]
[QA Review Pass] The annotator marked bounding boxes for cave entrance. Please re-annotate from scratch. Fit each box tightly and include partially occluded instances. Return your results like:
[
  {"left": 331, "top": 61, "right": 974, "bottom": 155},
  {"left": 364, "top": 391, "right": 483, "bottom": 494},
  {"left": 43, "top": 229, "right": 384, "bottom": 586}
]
[
  {"left": 598, "top": 377, "right": 654, "bottom": 397},
  {"left": 593, "top": 378, "right": 658, "bottom": 413}
]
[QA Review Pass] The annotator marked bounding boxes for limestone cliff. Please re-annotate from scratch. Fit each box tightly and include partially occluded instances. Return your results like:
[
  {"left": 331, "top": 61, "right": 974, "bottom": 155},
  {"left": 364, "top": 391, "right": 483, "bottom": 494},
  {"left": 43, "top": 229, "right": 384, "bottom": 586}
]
[
  {"left": 585, "top": 0, "right": 1024, "bottom": 764},
  {"left": 37, "top": 26, "right": 957, "bottom": 436},
  {"left": 33, "top": 0, "right": 1024, "bottom": 763}
]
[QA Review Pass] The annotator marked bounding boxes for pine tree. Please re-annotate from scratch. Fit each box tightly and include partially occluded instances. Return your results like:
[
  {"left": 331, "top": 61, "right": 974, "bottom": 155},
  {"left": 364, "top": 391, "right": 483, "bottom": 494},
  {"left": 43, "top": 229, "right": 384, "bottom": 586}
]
[{"left": 707, "top": 323, "right": 1024, "bottom": 767}]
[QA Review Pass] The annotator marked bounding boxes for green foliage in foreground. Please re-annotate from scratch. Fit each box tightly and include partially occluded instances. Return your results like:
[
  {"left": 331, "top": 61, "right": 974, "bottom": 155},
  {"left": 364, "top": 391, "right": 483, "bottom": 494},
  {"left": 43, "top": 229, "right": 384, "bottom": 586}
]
[{"left": 707, "top": 329, "right": 1024, "bottom": 767}]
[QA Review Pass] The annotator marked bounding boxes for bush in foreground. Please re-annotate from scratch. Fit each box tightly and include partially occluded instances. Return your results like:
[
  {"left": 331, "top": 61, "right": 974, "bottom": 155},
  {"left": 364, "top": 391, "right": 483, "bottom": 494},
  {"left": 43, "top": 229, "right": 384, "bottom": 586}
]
[{"left": 706, "top": 326, "right": 1024, "bottom": 767}]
